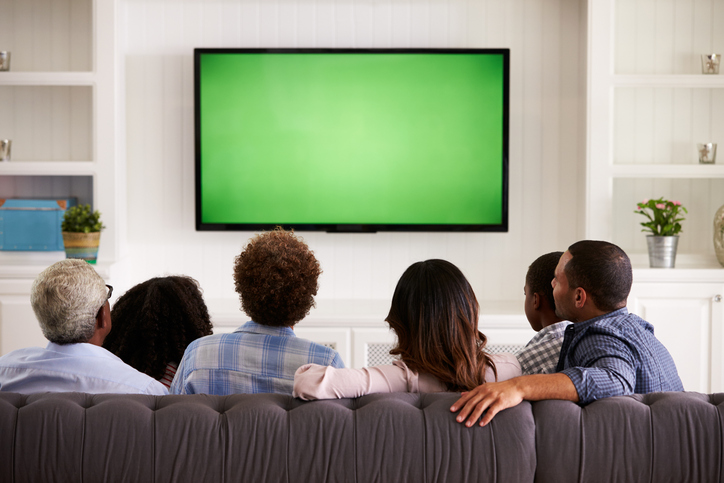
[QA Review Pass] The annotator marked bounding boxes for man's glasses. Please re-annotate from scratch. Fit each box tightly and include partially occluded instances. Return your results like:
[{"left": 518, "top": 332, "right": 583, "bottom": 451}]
[{"left": 96, "top": 284, "right": 113, "bottom": 318}]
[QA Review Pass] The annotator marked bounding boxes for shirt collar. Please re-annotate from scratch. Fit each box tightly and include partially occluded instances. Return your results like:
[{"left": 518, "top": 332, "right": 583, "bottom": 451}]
[
  {"left": 45, "top": 341, "right": 122, "bottom": 361},
  {"left": 234, "top": 321, "right": 296, "bottom": 338},
  {"left": 573, "top": 307, "right": 629, "bottom": 330}
]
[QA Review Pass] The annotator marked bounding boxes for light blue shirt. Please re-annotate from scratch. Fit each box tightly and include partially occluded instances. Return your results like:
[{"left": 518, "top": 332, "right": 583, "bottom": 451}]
[
  {"left": 170, "top": 321, "right": 345, "bottom": 395},
  {"left": 0, "top": 342, "right": 168, "bottom": 395}
]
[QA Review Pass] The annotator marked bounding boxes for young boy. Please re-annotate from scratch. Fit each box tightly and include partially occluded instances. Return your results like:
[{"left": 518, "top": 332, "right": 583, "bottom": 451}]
[{"left": 516, "top": 251, "right": 572, "bottom": 375}]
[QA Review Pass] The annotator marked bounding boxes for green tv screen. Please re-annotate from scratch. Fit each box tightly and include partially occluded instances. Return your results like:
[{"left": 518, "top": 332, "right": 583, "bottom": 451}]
[{"left": 195, "top": 48, "right": 509, "bottom": 232}]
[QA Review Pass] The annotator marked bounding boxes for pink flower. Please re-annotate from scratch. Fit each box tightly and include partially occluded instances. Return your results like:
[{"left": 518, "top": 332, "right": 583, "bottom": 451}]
[
  {"left": 672, "top": 200, "right": 681, "bottom": 206},
  {"left": 642, "top": 199, "right": 649, "bottom": 204},
  {"left": 656, "top": 203, "right": 665, "bottom": 209}
]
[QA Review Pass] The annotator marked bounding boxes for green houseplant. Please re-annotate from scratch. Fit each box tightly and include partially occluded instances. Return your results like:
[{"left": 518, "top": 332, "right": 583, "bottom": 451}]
[
  {"left": 61, "top": 204, "right": 105, "bottom": 264},
  {"left": 634, "top": 198, "right": 687, "bottom": 268}
]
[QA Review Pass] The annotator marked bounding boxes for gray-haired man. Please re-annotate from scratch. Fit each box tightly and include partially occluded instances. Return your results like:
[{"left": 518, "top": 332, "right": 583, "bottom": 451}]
[{"left": 0, "top": 259, "right": 167, "bottom": 394}]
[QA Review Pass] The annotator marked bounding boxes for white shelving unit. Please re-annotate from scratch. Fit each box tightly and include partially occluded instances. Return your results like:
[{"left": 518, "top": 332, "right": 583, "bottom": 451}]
[
  {"left": 588, "top": 0, "right": 724, "bottom": 393},
  {"left": 588, "top": 0, "right": 724, "bottom": 266},
  {"left": 0, "top": 0, "right": 123, "bottom": 264},
  {"left": 0, "top": 0, "right": 124, "bottom": 355}
]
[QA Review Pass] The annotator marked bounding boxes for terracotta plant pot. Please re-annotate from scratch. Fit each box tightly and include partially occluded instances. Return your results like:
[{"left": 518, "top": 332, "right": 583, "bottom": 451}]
[{"left": 62, "top": 232, "right": 100, "bottom": 264}]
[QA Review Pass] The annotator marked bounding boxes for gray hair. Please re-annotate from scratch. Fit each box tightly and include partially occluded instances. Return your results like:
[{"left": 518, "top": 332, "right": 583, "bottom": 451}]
[{"left": 30, "top": 259, "right": 107, "bottom": 344}]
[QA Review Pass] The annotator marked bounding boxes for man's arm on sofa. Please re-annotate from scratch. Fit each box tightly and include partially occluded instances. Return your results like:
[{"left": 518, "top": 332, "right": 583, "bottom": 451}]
[{"left": 450, "top": 373, "right": 579, "bottom": 427}]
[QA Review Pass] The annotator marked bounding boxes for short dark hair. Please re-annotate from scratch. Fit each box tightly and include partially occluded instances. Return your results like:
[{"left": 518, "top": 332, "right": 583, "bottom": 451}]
[
  {"left": 386, "top": 259, "right": 496, "bottom": 391},
  {"left": 565, "top": 240, "right": 632, "bottom": 312},
  {"left": 234, "top": 228, "right": 321, "bottom": 327},
  {"left": 103, "top": 275, "right": 213, "bottom": 380},
  {"left": 526, "top": 252, "right": 563, "bottom": 311}
]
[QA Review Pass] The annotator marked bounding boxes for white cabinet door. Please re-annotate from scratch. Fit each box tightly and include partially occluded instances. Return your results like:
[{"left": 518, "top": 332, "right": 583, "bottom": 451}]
[
  {"left": 351, "top": 328, "right": 397, "bottom": 369},
  {"left": 628, "top": 283, "right": 724, "bottom": 393},
  {"left": 0, "top": 295, "right": 46, "bottom": 356}
]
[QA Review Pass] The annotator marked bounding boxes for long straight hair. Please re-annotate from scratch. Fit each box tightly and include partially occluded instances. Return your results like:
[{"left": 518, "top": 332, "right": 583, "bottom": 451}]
[{"left": 386, "top": 259, "right": 496, "bottom": 391}]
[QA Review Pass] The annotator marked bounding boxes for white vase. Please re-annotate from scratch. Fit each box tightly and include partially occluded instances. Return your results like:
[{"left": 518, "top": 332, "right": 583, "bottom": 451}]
[
  {"left": 646, "top": 235, "right": 679, "bottom": 268},
  {"left": 715, "top": 204, "right": 724, "bottom": 268}
]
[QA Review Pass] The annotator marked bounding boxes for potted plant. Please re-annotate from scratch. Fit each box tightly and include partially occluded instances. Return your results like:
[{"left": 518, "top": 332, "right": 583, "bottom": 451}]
[
  {"left": 634, "top": 198, "right": 687, "bottom": 268},
  {"left": 61, "top": 204, "right": 105, "bottom": 264}
]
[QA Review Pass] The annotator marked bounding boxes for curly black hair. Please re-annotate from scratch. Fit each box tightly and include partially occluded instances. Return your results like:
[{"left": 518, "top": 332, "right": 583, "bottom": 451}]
[
  {"left": 234, "top": 228, "right": 321, "bottom": 327},
  {"left": 103, "top": 275, "right": 213, "bottom": 380}
]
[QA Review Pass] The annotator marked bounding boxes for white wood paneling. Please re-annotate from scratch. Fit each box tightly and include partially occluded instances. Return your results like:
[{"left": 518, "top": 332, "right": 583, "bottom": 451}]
[
  {"left": 0, "top": 295, "right": 47, "bottom": 355},
  {"left": 615, "top": 87, "right": 724, "bottom": 165},
  {"left": 0, "top": 0, "right": 92, "bottom": 72},
  {"left": 119, "top": 0, "right": 585, "bottom": 308},
  {"left": 0, "top": 86, "right": 92, "bottom": 161},
  {"left": 615, "top": 0, "right": 724, "bottom": 75},
  {"left": 613, "top": 178, "right": 724, "bottom": 257}
]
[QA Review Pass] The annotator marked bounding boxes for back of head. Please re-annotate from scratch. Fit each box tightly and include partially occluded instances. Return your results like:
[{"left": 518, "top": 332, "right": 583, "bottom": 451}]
[
  {"left": 234, "top": 228, "right": 321, "bottom": 327},
  {"left": 30, "top": 259, "right": 107, "bottom": 344},
  {"left": 566, "top": 240, "right": 632, "bottom": 312},
  {"left": 104, "top": 275, "right": 213, "bottom": 379},
  {"left": 526, "top": 251, "right": 564, "bottom": 311},
  {"left": 386, "top": 259, "right": 494, "bottom": 391}
]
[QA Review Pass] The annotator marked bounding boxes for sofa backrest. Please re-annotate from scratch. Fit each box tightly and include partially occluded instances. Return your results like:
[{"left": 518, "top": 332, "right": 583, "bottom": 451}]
[
  {"left": 533, "top": 391, "right": 724, "bottom": 483},
  {"left": 0, "top": 392, "right": 536, "bottom": 483}
]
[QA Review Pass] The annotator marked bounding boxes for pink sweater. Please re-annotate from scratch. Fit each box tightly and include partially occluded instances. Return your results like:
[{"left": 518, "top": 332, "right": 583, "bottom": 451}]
[{"left": 293, "top": 353, "right": 521, "bottom": 400}]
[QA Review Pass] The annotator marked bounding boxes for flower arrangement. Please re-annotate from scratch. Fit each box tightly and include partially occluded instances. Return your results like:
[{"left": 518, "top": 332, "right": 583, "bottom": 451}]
[{"left": 634, "top": 198, "right": 687, "bottom": 236}]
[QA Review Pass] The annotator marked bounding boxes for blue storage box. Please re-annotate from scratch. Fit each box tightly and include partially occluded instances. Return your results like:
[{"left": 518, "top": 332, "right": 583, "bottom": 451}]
[{"left": 0, "top": 199, "right": 76, "bottom": 251}]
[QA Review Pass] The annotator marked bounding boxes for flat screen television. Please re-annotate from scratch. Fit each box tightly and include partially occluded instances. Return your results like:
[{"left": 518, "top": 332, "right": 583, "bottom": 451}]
[{"left": 195, "top": 48, "right": 509, "bottom": 232}]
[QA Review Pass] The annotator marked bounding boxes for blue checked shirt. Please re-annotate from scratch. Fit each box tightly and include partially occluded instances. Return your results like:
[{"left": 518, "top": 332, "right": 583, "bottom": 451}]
[
  {"left": 556, "top": 308, "right": 683, "bottom": 404},
  {"left": 516, "top": 320, "right": 572, "bottom": 375},
  {"left": 169, "top": 321, "right": 344, "bottom": 395}
]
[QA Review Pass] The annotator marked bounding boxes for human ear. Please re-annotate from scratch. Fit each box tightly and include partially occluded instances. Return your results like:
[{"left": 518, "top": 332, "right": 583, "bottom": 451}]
[
  {"left": 574, "top": 288, "right": 587, "bottom": 308},
  {"left": 532, "top": 292, "right": 541, "bottom": 310}
]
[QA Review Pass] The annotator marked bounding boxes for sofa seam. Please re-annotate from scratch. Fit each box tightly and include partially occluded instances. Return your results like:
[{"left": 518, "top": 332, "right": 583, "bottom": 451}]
[
  {"left": 153, "top": 395, "right": 157, "bottom": 483},
  {"left": 11, "top": 397, "right": 21, "bottom": 483},
  {"left": 286, "top": 398, "right": 290, "bottom": 483},
  {"left": 652, "top": 398, "right": 656, "bottom": 483},
  {"left": 421, "top": 395, "right": 427, "bottom": 483},
  {"left": 80, "top": 396, "right": 86, "bottom": 483},
  {"left": 353, "top": 397, "right": 358, "bottom": 483},
  {"left": 578, "top": 407, "right": 584, "bottom": 483},
  {"left": 716, "top": 396, "right": 723, "bottom": 483}
]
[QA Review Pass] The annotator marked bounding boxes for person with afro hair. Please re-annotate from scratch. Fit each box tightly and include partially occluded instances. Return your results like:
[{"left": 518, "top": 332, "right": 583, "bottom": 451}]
[
  {"left": 103, "top": 275, "right": 213, "bottom": 388},
  {"left": 170, "top": 228, "right": 344, "bottom": 395}
]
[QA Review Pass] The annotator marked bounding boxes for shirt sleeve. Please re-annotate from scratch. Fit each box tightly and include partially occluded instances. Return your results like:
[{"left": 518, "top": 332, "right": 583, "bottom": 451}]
[
  {"left": 488, "top": 352, "right": 522, "bottom": 381},
  {"left": 146, "top": 379, "right": 170, "bottom": 396},
  {"left": 168, "top": 356, "right": 189, "bottom": 395},
  {"left": 292, "top": 361, "right": 420, "bottom": 400},
  {"left": 330, "top": 352, "right": 346, "bottom": 369},
  {"left": 560, "top": 330, "right": 637, "bottom": 404}
]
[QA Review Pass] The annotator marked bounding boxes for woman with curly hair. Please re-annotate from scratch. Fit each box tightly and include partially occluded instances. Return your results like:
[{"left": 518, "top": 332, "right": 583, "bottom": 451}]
[
  {"left": 293, "top": 259, "right": 521, "bottom": 399},
  {"left": 103, "top": 275, "right": 213, "bottom": 388},
  {"left": 170, "top": 228, "right": 344, "bottom": 395}
]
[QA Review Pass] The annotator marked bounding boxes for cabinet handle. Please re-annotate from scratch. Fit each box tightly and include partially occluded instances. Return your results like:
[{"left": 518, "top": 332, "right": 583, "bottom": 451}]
[{"left": 716, "top": 295, "right": 723, "bottom": 303}]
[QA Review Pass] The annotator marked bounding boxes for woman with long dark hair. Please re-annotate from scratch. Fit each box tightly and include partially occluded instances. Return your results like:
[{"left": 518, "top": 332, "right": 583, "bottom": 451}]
[
  {"left": 293, "top": 259, "right": 520, "bottom": 399},
  {"left": 103, "top": 275, "right": 213, "bottom": 388}
]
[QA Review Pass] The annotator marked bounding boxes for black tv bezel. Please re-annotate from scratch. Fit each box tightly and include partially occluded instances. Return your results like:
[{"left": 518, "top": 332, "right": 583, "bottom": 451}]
[{"left": 194, "top": 48, "right": 509, "bottom": 233}]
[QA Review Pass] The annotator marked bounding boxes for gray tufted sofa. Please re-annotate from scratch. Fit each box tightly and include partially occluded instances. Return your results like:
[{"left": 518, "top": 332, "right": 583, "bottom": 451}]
[{"left": 0, "top": 391, "right": 722, "bottom": 482}]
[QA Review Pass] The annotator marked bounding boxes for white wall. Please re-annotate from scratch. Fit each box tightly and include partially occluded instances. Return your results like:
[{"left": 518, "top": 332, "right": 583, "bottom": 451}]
[{"left": 119, "top": 0, "right": 586, "bottom": 317}]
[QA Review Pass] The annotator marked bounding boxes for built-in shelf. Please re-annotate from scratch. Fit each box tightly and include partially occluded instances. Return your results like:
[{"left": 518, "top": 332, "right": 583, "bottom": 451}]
[
  {"left": 612, "top": 164, "right": 724, "bottom": 178},
  {"left": 0, "top": 252, "right": 112, "bottom": 280},
  {"left": 0, "top": 72, "right": 95, "bottom": 86},
  {"left": 0, "top": 161, "right": 96, "bottom": 176},
  {"left": 613, "top": 75, "right": 724, "bottom": 88}
]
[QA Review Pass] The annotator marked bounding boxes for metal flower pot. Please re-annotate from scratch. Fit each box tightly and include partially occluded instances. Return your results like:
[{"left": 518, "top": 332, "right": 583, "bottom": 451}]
[{"left": 646, "top": 235, "right": 679, "bottom": 268}]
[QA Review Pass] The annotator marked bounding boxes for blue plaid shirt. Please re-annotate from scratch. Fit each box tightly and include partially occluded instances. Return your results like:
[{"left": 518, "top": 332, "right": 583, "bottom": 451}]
[
  {"left": 557, "top": 308, "right": 683, "bottom": 405},
  {"left": 169, "top": 321, "right": 344, "bottom": 395}
]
